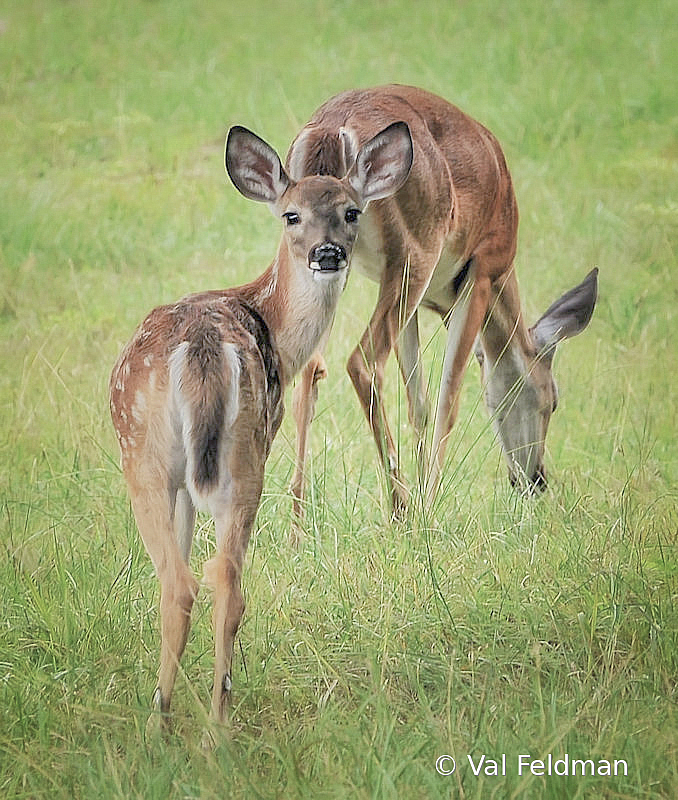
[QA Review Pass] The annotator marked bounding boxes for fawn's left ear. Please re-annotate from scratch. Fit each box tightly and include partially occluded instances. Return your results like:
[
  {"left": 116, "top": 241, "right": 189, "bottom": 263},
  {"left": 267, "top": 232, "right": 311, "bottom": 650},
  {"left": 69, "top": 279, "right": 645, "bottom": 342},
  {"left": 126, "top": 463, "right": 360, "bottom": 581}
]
[
  {"left": 531, "top": 268, "right": 599, "bottom": 360},
  {"left": 225, "top": 125, "right": 291, "bottom": 205},
  {"left": 346, "top": 121, "right": 413, "bottom": 206}
]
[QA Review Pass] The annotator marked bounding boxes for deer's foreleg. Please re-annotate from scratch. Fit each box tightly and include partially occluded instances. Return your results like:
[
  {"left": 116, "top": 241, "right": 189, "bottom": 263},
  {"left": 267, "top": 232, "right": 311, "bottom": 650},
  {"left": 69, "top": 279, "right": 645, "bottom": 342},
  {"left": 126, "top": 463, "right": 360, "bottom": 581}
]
[
  {"left": 428, "top": 274, "right": 490, "bottom": 501},
  {"left": 394, "top": 309, "right": 429, "bottom": 484}
]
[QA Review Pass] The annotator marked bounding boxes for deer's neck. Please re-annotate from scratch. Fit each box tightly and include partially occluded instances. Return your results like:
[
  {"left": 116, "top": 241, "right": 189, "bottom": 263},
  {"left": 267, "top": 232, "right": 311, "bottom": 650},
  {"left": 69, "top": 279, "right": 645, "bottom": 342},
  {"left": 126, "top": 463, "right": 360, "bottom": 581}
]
[
  {"left": 479, "top": 291, "right": 536, "bottom": 412},
  {"left": 239, "top": 242, "right": 345, "bottom": 385}
]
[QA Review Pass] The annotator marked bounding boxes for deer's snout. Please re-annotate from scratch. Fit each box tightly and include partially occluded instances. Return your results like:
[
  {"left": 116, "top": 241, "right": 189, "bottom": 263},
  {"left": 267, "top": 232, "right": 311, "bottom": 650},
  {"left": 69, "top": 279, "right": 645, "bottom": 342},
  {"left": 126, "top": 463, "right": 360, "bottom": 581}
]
[
  {"left": 309, "top": 242, "right": 347, "bottom": 272},
  {"left": 509, "top": 465, "right": 548, "bottom": 494}
]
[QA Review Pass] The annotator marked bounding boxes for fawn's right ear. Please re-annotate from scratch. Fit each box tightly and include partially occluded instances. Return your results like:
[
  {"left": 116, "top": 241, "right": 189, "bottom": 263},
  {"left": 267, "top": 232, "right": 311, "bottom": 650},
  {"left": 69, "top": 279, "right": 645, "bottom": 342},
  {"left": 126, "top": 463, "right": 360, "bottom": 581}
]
[{"left": 225, "top": 126, "right": 291, "bottom": 205}]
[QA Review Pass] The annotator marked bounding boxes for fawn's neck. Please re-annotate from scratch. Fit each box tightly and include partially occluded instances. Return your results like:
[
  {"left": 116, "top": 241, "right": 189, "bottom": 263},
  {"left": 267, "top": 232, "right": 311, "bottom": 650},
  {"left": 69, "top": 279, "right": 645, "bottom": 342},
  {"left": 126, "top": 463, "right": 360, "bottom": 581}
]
[{"left": 237, "top": 241, "right": 346, "bottom": 385}]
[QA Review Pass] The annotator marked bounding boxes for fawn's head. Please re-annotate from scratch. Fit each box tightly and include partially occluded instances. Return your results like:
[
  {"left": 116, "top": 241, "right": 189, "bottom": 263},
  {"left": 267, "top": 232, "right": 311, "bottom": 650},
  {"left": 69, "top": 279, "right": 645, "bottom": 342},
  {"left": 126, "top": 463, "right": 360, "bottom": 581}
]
[{"left": 225, "top": 122, "right": 413, "bottom": 290}]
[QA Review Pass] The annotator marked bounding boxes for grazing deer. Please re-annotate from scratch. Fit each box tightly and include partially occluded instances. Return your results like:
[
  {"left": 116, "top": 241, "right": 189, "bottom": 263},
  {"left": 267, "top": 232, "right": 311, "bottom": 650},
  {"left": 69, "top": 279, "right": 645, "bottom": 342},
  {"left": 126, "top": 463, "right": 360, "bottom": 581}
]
[
  {"left": 109, "top": 122, "right": 413, "bottom": 729},
  {"left": 286, "top": 85, "right": 598, "bottom": 517}
]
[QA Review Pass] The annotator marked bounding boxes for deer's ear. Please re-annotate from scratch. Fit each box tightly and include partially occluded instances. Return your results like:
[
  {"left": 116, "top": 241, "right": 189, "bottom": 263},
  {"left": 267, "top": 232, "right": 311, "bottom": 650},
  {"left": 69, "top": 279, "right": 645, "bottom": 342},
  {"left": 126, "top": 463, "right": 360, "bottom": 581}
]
[
  {"left": 225, "top": 126, "right": 290, "bottom": 205},
  {"left": 338, "top": 126, "right": 360, "bottom": 177},
  {"left": 347, "top": 121, "right": 413, "bottom": 205},
  {"left": 531, "top": 268, "right": 599, "bottom": 359}
]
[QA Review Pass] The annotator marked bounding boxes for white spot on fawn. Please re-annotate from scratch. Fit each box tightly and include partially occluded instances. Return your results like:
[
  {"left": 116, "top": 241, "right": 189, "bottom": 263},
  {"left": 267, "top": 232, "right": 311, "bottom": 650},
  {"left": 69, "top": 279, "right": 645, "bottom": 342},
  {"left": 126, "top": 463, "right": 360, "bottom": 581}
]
[{"left": 132, "top": 391, "right": 147, "bottom": 423}]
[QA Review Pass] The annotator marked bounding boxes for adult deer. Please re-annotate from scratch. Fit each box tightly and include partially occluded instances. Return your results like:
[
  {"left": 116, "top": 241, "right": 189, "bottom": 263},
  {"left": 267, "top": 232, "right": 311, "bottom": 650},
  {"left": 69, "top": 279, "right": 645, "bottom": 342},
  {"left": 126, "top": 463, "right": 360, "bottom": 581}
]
[
  {"left": 109, "top": 122, "right": 413, "bottom": 729},
  {"left": 286, "top": 85, "right": 598, "bottom": 517}
]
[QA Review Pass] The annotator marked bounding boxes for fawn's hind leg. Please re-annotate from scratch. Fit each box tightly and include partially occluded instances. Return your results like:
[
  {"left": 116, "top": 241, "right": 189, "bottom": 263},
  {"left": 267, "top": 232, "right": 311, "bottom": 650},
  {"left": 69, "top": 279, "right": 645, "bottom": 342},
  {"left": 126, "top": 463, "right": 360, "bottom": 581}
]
[
  {"left": 129, "top": 482, "right": 199, "bottom": 730},
  {"left": 204, "top": 470, "right": 263, "bottom": 723}
]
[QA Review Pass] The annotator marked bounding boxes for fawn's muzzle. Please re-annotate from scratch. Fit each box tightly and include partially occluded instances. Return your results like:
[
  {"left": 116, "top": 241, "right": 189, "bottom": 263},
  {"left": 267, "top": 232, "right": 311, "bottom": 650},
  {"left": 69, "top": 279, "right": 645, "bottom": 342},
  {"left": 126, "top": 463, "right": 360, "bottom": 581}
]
[{"left": 309, "top": 243, "right": 347, "bottom": 272}]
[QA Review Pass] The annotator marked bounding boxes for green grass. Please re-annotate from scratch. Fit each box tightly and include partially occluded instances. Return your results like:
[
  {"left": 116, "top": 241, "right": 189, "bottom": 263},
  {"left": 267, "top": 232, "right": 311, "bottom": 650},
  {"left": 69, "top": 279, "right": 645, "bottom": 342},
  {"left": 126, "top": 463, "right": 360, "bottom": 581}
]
[{"left": 1, "top": 0, "right": 677, "bottom": 797}]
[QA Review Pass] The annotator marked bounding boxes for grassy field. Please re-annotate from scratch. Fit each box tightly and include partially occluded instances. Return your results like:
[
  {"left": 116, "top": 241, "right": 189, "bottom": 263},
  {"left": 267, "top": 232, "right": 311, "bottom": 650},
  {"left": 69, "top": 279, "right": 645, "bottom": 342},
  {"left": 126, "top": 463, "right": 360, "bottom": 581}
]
[{"left": 1, "top": 0, "right": 677, "bottom": 797}]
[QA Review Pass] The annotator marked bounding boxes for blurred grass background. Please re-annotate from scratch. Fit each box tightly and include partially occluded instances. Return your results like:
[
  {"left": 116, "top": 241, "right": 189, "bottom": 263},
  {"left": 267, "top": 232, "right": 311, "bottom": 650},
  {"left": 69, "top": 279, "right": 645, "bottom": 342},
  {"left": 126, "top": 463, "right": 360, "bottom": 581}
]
[{"left": 1, "top": 1, "right": 677, "bottom": 797}]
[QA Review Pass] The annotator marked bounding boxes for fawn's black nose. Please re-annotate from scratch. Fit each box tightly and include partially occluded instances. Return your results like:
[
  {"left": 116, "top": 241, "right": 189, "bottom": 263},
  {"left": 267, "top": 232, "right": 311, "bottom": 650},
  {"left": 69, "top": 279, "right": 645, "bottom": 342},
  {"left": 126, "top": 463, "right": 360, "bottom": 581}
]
[{"left": 308, "top": 242, "right": 347, "bottom": 272}]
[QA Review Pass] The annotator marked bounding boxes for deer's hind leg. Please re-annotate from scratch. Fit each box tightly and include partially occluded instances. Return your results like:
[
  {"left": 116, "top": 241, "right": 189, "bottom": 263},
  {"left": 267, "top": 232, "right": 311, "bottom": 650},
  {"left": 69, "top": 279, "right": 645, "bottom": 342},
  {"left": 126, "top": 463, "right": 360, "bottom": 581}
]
[
  {"left": 347, "top": 247, "right": 439, "bottom": 518},
  {"left": 127, "top": 475, "right": 199, "bottom": 732},
  {"left": 290, "top": 320, "right": 333, "bottom": 526},
  {"left": 290, "top": 350, "right": 328, "bottom": 523},
  {"left": 203, "top": 453, "right": 264, "bottom": 724}
]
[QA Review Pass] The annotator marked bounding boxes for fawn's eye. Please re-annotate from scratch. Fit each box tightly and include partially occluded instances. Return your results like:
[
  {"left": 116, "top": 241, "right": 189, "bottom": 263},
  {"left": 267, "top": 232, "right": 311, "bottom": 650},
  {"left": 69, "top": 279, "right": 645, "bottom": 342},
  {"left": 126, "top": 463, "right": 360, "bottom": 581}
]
[
  {"left": 283, "top": 212, "right": 301, "bottom": 226},
  {"left": 345, "top": 208, "right": 361, "bottom": 224}
]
